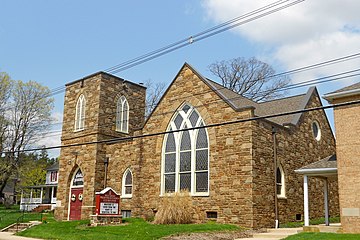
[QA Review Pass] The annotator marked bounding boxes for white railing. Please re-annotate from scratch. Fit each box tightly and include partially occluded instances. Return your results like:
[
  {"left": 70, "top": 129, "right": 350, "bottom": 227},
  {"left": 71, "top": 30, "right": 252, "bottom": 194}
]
[{"left": 20, "top": 198, "right": 55, "bottom": 211}]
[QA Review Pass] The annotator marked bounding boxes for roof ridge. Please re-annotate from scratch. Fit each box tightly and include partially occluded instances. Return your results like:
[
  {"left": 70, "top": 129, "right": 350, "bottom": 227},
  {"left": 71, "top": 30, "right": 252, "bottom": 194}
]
[{"left": 258, "top": 92, "right": 306, "bottom": 104}]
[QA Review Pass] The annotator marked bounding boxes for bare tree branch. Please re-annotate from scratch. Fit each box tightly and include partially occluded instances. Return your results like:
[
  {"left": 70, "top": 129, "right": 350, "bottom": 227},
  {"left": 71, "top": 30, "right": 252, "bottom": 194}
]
[
  {"left": 145, "top": 80, "right": 166, "bottom": 119},
  {"left": 209, "top": 57, "right": 290, "bottom": 102}
]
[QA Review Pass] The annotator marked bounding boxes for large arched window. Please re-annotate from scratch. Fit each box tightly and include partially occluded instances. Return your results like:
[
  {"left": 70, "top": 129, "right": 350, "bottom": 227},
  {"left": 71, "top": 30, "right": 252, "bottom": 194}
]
[
  {"left": 122, "top": 168, "right": 133, "bottom": 198},
  {"left": 162, "top": 103, "right": 209, "bottom": 196},
  {"left": 75, "top": 94, "right": 86, "bottom": 131},
  {"left": 116, "top": 96, "right": 129, "bottom": 133},
  {"left": 276, "top": 165, "right": 286, "bottom": 198}
]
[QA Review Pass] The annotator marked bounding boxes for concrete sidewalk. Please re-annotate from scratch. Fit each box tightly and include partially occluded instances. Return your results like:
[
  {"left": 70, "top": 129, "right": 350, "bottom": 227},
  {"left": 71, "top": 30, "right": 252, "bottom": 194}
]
[
  {"left": 0, "top": 232, "right": 42, "bottom": 240},
  {"left": 236, "top": 227, "right": 302, "bottom": 240}
]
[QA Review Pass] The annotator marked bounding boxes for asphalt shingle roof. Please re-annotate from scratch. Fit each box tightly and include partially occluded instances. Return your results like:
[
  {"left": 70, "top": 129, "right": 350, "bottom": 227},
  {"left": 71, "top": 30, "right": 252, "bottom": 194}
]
[
  {"left": 328, "top": 82, "right": 360, "bottom": 95},
  {"left": 203, "top": 77, "right": 311, "bottom": 126},
  {"left": 297, "top": 155, "right": 337, "bottom": 171}
]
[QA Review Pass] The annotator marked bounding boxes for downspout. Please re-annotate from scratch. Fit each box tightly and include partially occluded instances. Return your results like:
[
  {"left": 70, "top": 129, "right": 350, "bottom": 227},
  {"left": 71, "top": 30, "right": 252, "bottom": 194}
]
[
  {"left": 272, "top": 127, "right": 279, "bottom": 228},
  {"left": 104, "top": 157, "right": 109, "bottom": 188}
]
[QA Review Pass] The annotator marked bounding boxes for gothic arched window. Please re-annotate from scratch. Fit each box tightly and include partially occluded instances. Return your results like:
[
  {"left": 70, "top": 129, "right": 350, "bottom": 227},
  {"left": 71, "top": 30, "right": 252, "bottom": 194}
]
[
  {"left": 122, "top": 168, "right": 133, "bottom": 198},
  {"left": 276, "top": 165, "right": 286, "bottom": 198},
  {"left": 75, "top": 94, "right": 86, "bottom": 131},
  {"left": 116, "top": 96, "right": 129, "bottom": 133},
  {"left": 162, "top": 103, "right": 209, "bottom": 196}
]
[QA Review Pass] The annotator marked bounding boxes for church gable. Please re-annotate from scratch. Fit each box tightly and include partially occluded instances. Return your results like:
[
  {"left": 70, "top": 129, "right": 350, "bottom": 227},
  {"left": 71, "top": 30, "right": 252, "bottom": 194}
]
[{"left": 143, "top": 63, "right": 247, "bottom": 135}]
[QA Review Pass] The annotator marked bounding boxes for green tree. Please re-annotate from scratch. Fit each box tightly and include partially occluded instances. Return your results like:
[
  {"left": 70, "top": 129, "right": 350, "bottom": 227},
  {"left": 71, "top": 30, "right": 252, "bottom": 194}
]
[
  {"left": 0, "top": 74, "right": 54, "bottom": 197},
  {"left": 18, "top": 152, "right": 48, "bottom": 187}
]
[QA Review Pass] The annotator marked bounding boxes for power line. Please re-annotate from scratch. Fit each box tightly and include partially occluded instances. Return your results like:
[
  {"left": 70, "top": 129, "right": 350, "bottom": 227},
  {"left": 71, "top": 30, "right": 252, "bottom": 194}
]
[
  {"left": 41, "top": 52, "right": 360, "bottom": 130},
  {"left": 106, "top": 0, "right": 305, "bottom": 74},
  {"left": 33, "top": 68, "right": 360, "bottom": 138},
  {"left": 7, "top": 98, "right": 360, "bottom": 154}
]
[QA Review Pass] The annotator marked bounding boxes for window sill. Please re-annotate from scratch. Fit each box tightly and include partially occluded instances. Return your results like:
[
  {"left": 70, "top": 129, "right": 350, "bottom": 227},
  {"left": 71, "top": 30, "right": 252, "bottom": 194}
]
[
  {"left": 277, "top": 195, "right": 287, "bottom": 200},
  {"left": 121, "top": 195, "right": 132, "bottom": 199},
  {"left": 115, "top": 129, "right": 129, "bottom": 134},
  {"left": 74, "top": 129, "right": 85, "bottom": 132},
  {"left": 159, "top": 192, "right": 209, "bottom": 197}
]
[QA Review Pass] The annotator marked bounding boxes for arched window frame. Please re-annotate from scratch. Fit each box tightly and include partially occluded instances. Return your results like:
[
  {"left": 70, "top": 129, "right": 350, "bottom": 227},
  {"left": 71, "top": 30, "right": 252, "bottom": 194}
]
[
  {"left": 75, "top": 94, "right": 86, "bottom": 131},
  {"left": 276, "top": 165, "right": 286, "bottom": 198},
  {"left": 121, "top": 168, "right": 133, "bottom": 198},
  {"left": 161, "top": 103, "right": 210, "bottom": 197},
  {"left": 116, "top": 96, "right": 129, "bottom": 133},
  {"left": 312, "top": 120, "right": 321, "bottom": 141},
  {"left": 71, "top": 168, "right": 84, "bottom": 188}
]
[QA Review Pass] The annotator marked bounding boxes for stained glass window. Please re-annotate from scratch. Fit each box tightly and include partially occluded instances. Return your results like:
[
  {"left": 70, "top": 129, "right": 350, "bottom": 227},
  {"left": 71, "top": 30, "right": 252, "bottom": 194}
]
[{"left": 162, "top": 103, "right": 209, "bottom": 195}]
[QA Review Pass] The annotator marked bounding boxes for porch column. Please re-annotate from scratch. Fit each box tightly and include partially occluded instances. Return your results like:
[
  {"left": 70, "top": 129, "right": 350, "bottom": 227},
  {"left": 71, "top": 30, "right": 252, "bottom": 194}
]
[
  {"left": 29, "top": 189, "right": 33, "bottom": 212},
  {"left": 40, "top": 187, "right": 43, "bottom": 203},
  {"left": 304, "top": 175, "right": 309, "bottom": 226},
  {"left": 324, "top": 178, "right": 329, "bottom": 226}
]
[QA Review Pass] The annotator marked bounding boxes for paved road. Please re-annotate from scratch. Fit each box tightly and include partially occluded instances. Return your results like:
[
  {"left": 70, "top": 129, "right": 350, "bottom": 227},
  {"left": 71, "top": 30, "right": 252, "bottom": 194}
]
[{"left": 0, "top": 232, "right": 43, "bottom": 240}]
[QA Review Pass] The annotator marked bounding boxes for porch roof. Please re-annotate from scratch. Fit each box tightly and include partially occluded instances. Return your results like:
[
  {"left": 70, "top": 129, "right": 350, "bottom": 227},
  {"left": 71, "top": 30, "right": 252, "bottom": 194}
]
[
  {"left": 295, "top": 155, "right": 337, "bottom": 176},
  {"left": 23, "top": 184, "right": 57, "bottom": 189}
]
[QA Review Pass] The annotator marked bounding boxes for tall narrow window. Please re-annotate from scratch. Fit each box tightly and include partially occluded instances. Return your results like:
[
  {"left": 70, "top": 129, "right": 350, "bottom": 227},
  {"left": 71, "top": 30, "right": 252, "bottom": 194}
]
[
  {"left": 276, "top": 165, "right": 286, "bottom": 198},
  {"left": 122, "top": 169, "right": 133, "bottom": 198},
  {"left": 116, "top": 96, "right": 129, "bottom": 133},
  {"left": 162, "top": 104, "right": 209, "bottom": 196},
  {"left": 75, "top": 94, "right": 86, "bottom": 131}
]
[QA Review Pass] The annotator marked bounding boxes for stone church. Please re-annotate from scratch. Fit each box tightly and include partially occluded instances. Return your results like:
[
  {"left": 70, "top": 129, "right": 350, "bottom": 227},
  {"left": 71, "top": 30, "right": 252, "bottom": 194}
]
[{"left": 54, "top": 63, "right": 338, "bottom": 228}]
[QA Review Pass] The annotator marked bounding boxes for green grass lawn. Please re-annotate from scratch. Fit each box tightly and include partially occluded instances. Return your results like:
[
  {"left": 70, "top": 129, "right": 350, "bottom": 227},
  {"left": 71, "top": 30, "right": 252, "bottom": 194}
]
[
  {"left": 18, "top": 218, "right": 241, "bottom": 240},
  {"left": 284, "top": 232, "right": 360, "bottom": 240},
  {"left": 0, "top": 205, "right": 43, "bottom": 229},
  {"left": 280, "top": 216, "right": 340, "bottom": 228}
]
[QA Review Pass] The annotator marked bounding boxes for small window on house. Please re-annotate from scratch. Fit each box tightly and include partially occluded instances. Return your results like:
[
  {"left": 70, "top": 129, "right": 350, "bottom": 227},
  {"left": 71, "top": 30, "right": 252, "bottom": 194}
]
[
  {"left": 206, "top": 211, "right": 218, "bottom": 219},
  {"left": 121, "top": 210, "right": 131, "bottom": 218},
  {"left": 276, "top": 165, "right": 286, "bottom": 198},
  {"left": 75, "top": 94, "right": 86, "bottom": 131},
  {"left": 116, "top": 96, "right": 129, "bottom": 133},
  {"left": 312, "top": 121, "right": 321, "bottom": 141},
  {"left": 50, "top": 171, "right": 58, "bottom": 182},
  {"left": 122, "top": 169, "right": 133, "bottom": 198},
  {"left": 295, "top": 213, "right": 302, "bottom": 221}
]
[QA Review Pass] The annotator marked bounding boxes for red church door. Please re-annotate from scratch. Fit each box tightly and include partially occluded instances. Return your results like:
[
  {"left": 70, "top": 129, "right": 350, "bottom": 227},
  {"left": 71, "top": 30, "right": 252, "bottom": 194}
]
[{"left": 69, "top": 188, "right": 83, "bottom": 220}]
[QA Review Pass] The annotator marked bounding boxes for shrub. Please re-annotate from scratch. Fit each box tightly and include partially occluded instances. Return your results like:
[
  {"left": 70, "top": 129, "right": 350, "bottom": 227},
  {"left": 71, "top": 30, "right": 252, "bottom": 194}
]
[{"left": 154, "top": 191, "right": 193, "bottom": 224}]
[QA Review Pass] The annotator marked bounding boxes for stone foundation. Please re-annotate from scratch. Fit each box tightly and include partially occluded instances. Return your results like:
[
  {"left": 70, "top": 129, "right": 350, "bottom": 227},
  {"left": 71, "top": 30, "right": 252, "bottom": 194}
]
[{"left": 90, "top": 215, "right": 122, "bottom": 226}]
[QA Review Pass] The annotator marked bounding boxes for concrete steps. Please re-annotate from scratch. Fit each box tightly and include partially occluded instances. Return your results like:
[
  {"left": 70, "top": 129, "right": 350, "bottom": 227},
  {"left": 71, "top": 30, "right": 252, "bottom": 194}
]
[
  {"left": 1, "top": 221, "right": 41, "bottom": 233},
  {"left": 303, "top": 223, "right": 342, "bottom": 233},
  {"left": 236, "top": 227, "right": 302, "bottom": 240}
]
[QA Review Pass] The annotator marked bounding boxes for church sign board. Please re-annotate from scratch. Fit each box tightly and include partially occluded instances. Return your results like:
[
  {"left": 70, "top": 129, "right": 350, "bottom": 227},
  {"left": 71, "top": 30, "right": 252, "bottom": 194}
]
[{"left": 95, "top": 187, "right": 120, "bottom": 215}]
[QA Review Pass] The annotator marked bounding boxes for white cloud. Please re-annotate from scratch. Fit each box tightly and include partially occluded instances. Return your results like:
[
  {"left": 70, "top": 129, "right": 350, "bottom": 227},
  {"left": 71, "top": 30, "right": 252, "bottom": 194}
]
[{"left": 201, "top": 0, "right": 360, "bottom": 87}]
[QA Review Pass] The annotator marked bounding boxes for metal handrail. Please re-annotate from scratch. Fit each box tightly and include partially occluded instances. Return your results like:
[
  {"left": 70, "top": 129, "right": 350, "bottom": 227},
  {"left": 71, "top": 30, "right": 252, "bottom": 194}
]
[{"left": 15, "top": 210, "right": 25, "bottom": 232}]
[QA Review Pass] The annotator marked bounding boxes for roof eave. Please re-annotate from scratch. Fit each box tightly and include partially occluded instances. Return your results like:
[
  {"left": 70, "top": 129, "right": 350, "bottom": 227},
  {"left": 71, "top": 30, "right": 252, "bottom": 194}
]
[
  {"left": 323, "top": 88, "right": 360, "bottom": 103},
  {"left": 294, "top": 168, "right": 337, "bottom": 176}
]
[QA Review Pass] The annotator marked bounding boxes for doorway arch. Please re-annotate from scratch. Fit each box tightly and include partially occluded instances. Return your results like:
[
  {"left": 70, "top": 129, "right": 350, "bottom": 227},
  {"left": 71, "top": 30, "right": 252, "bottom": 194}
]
[{"left": 68, "top": 168, "right": 84, "bottom": 220}]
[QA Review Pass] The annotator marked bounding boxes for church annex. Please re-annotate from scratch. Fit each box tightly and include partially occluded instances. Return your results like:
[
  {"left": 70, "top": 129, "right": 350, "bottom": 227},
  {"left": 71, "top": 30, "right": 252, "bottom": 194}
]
[{"left": 54, "top": 63, "right": 338, "bottom": 228}]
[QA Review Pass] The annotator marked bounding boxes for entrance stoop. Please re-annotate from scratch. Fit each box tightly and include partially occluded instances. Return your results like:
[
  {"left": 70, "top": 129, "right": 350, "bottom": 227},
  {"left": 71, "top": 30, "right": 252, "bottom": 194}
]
[{"left": 303, "top": 223, "right": 342, "bottom": 233}]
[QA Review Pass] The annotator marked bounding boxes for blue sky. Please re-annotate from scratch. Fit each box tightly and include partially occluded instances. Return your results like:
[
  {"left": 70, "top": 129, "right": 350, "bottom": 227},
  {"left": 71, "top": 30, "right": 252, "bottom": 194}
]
[{"left": 1, "top": 0, "right": 360, "bottom": 157}]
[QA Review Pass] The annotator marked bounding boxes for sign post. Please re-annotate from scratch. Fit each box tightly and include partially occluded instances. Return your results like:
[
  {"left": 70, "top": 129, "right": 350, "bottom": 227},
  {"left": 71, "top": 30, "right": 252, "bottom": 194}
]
[{"left": 90, "top": 187, "right": 122, "bottom": 226}]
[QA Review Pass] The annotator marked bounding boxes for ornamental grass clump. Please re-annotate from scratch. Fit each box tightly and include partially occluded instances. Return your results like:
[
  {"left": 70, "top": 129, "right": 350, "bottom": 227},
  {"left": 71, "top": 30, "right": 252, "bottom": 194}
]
[{"left": 154, "top": 191, "right": 193, "bottom": 224}]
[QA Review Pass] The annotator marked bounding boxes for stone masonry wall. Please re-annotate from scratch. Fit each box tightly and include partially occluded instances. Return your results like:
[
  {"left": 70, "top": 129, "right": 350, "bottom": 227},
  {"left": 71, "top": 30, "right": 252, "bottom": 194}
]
[
  {"left": 333, "top": 97, "right": 360, "bottom": 233},
  {"left": 252, "top": 92, "right": 338, "bottom": 228},
  {"left": 106, "top": 65, "right": 256, "bottom": 227},
  {"left": 55, "top": 72, "right": 145, "bottom": 220},
  {"left": 57, "top": 65, "right": 338, "bottom": 228}
]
